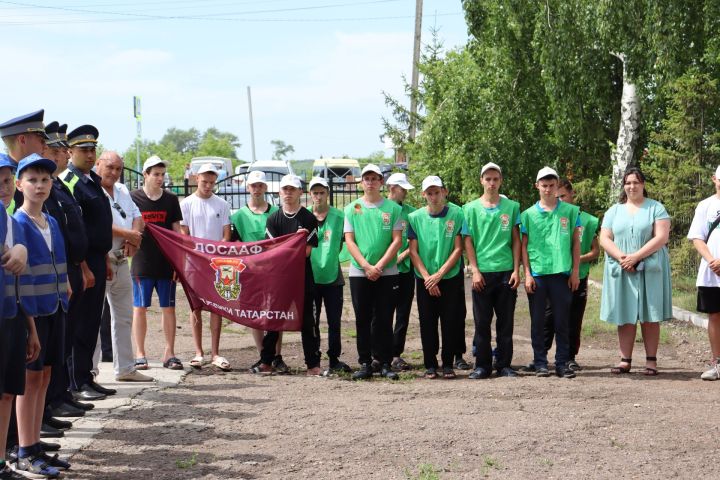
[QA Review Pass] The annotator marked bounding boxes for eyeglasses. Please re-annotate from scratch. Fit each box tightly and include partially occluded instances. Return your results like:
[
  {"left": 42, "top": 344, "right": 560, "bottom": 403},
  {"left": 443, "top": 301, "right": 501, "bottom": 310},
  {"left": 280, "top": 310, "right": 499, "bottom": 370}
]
[{"left": 112, "top": 202, "right": 127, "bottom": 219}]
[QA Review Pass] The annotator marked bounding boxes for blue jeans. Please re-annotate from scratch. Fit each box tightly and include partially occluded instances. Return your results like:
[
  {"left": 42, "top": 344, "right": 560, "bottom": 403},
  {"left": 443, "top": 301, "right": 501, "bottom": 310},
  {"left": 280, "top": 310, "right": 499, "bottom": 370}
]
[{"left": 527, "top": 274, "right": 571, "bottom": 369}]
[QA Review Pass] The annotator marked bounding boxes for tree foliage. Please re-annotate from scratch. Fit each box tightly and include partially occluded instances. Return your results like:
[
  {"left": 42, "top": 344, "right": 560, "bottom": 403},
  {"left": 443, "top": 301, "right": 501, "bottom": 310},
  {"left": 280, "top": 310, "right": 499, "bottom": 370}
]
[{"left": 270, "top": 139, "right": 295, "bottom": 160}]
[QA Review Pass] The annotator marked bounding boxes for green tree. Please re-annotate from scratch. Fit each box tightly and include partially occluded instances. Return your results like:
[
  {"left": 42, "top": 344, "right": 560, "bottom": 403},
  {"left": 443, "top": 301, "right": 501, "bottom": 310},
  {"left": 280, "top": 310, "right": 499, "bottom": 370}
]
[{"left": 270, "top": 139, "right": 294, "bottom": 160}]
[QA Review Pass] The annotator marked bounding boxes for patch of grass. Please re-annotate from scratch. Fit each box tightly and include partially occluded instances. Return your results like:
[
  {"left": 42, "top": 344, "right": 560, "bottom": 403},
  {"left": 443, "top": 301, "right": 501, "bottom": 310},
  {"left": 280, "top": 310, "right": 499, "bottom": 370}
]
[
  {"left": 396, "top": 371, "right": 417, "bottom": 382},
  {"left": 175, "top": 453, "right": 198, "bottom": 469},
  {"left": 343, "top": 328, "right": 357, "bottom": 338},
  {"left": 404, "top": 463, "right": 441, "bottom": 480},
  {"left": 405, "top": 350, "right": 423, "bottom": 360},
  {"left": 480, "top": 455, "right": 501, "bottom": 475},
  {"left": 539, "top": 458, "right": 553, "bottom": 467}
]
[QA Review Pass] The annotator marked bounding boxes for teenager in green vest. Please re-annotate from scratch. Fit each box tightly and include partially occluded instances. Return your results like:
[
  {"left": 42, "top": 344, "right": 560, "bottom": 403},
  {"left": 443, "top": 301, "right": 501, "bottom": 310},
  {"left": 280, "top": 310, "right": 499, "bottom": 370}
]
[
  {"left": 230, "top": 171, "right": 286, "bottom": 373},
  {"left": 344, "top": 164, "right": 402, "bottom": 380},
  {"left": 385, "top": 173, "right": 416, "bottom": 371},
  {"left": 539, "top": 179, "right": 600, "bottom": 372},
  {"left": 463, "top": 162, "right": 521, "bottom": 379},
  {"left": 521, "top": 167, "right": 581, "bottom": 378},
  {"left": 408, "top": 176, "right": 464, "bottom": 379},
  {"left": 308, "top": 177, "right": 352, "bottom": 374}
]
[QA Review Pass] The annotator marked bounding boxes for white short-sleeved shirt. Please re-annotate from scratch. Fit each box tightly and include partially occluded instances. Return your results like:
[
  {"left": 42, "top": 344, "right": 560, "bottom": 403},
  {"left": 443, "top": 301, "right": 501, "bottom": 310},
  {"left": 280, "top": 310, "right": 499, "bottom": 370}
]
[
  {"left": 5, "top": 215, "right": 12, "bottom": 249},
  {"left": 106, "top": 182, "right": 143, "bottom": 251},
  {"left": 180, "top": 194, "right": 230, "bottom": 241},
  {"left": 687, "top": 195, "right": 720, "bottom": 287}
]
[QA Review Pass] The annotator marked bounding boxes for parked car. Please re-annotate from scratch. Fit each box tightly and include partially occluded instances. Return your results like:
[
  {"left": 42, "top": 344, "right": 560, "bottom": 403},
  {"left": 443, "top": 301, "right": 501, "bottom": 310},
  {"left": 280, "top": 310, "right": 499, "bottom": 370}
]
[
  {"left": 312, "top": 158, "right": 360, "bottom": 183},
  {"left": 188, "top": 156, "right": 233, "bottom": 185}
]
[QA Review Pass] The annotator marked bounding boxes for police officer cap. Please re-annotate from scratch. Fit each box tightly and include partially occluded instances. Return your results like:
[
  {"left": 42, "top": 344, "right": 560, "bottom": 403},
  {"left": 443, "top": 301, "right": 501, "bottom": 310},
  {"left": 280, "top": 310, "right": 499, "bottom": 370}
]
[
  {"left": 0, "top": 109, "right": 49, "bottom": 139},
  {"left": 16, "top": 153, "right": 56, "bottom": 178},
  {"left": 45, "top": 121, "right": 64, "bottom": 147},
  {"left": 67, "top": 125, "right": 99, "bottom": 148},
  {"left": 0, "top": 153, "right": 17, "bottom": 172},
  {"left": 58, "top": 124, "right": 69, "bottom": 147}
]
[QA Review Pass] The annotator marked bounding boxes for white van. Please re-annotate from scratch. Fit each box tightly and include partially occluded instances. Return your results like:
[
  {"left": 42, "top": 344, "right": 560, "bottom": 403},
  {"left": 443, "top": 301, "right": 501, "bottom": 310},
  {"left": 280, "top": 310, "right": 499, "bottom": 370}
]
[
  {"left": 189, "top": 156, "right": 233, "bottom": 184},
  {"left": 312, "top": 158, "right": 360, "bottom": 183}
]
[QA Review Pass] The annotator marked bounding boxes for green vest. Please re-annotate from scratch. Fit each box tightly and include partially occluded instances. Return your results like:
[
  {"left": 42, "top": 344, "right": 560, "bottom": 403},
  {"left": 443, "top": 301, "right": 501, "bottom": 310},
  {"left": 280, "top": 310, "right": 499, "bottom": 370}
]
[
  {"left": 462, "top": 196, "right": 520, "bottom": 273},
  {"left": 310, "top": 206, "right": 344, "bottom": 284},
  {"left": 578, "top": 210, "right": 599, "bottom": 279},
  {"left": 344, "top": 198, "right": 401, "bottom": 269},
  {"left": 230, "top": 204, "right": 278, "bottom": 242},
  {"left": 408, "top": 203, "right": 464, "bottom": 280},
  {"left": 396, "top": 202, "right": 416, "bottom": 273},
  {"left": 5, "top": 198, "right": 14, "bottom": 216},
  {"left": 521, "top": 201, "right": 580, "bottom": 276}
]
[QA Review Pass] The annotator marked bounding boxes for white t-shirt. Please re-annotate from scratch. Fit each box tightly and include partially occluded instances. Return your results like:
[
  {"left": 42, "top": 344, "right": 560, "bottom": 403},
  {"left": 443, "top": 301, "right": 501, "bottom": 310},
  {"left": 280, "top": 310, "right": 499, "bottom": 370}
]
[
  {"left": 106, "top": 182, "right": 143, "bottom": 251},
  {"left": 687, "top": 194, "right": 720, "bottom": 287},
  {"left": 5, "top": 215, "right": 13, "bottom": 249},
  {"left": 39, "top": 222, "right": 52, "bottom": 251},
  {"left": 179, "top": 194, "right": 230, "bottom": 241}
]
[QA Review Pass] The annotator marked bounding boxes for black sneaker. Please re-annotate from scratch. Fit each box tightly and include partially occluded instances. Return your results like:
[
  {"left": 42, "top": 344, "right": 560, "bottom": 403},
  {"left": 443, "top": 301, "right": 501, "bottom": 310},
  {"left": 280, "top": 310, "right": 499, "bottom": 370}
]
[
  {"left": 535, "top": 367, "right": 550, "bottom": 377},
  {"left": 327, "top": 360, "right": 352, "bottom": 373},
  {"left": 11, "top": 454, "right": 61, "bottom": 479},
  {"left": 454, "top": 357, "right": 471, "bottom": 370},
  {"left": 370, "top": 359, "right": 382, "bottom": 373},
  {"left": 556, "top": 366, "right": 576, "bottom": 379},
  {"left": 352, "top": 363, "right": 373, "bottom": 380},
  {"left": 519, "top": 362, "right": 536, "bottom": 372},
  {"left": 380, "top": 364, "right": 399, "bottom": 380},
  {"left": 0, "top": 465, "right": 24, "bottom": 480},
  {"left": 567, "top": 359, "right": 582, "bottom": 371},
  {"left": 496, "top": 367, "right": 518, "bottom": 377},
  {"left": 271, "top": 355, "right": 290, "bottom": 374},
  {"left": 468, "top": 367, "right": 491, "bottom": 379},
  {"left": 44, "top": 417, "right": 72, "bottom": 430}
]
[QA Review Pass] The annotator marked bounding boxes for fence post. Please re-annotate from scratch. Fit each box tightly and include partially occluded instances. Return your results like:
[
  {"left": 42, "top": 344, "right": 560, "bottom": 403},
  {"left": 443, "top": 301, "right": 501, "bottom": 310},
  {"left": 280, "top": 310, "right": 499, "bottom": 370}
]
[{"left": 328, "top": 176, "right": 335, "bottom": 207}]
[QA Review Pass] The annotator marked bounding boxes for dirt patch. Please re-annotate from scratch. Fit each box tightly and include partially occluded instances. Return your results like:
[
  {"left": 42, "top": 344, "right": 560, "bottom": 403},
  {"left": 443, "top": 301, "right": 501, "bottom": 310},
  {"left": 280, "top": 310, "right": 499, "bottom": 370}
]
[{"left": 68, "top": 278, "right": 720, "bottom": 479}]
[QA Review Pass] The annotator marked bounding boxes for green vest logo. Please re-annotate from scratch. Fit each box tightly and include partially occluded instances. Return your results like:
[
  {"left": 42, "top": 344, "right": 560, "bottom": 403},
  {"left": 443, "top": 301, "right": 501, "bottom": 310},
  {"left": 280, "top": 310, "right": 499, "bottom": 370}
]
[
  {"left": 500, "top": 213, "right": 510, "bottom": 231},
  {"left": 560, "top": 216, "right": 569, "bottom": 234},
  {"left": 323, "top": 229, "right": 332, "bottom": 242},
  {"left": 445, "top": 220, "right": 455, "bottom": 237},
  {"left": 578, "top": 225, "right": 585, "bottom": 242},
  {"left": 382, "top": 212, "right": 391, "bottom": 229}
]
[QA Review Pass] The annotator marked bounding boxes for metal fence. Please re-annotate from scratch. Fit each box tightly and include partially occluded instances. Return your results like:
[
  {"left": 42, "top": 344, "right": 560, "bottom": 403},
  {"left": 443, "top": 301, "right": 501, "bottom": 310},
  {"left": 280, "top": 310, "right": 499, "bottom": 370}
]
[{"left": 121, "top": 167, "right": 364, "bottom": 209}]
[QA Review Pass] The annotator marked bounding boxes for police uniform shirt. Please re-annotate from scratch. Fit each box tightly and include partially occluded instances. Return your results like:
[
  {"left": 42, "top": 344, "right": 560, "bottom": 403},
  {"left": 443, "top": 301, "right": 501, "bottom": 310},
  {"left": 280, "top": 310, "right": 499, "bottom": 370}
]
[
  {"left": 43, "top": 178, "right": 89, "bottom": 265},
  {"left": 61, "top": 164, "right": 113, "bottom": 255}
]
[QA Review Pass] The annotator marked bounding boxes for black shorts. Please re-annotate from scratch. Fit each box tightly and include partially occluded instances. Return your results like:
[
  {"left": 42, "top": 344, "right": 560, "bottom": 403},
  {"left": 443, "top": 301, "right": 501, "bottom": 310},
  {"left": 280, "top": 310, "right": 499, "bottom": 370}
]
[
  {"left": 697, "top": 287, "right": 720, "bottom": 314},
  {"left": 0, "top": 313, "right": 28, "bottom": 395},
  {"left": 27, "top": 310, "right": 65, "bottom": 372}
]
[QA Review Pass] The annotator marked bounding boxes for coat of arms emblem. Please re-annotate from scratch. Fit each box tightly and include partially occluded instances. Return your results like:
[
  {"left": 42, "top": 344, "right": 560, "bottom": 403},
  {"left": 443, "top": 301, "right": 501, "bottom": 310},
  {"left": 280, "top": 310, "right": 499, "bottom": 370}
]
[{"left": 210, "top": 258, "right": 247, "bottom": 301}]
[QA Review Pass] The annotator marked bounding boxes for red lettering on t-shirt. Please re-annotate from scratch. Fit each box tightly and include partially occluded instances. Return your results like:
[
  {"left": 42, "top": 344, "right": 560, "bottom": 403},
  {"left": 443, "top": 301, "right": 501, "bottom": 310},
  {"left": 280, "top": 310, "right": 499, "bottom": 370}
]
[{"left": 142, "top": 211, "right": 168, "bottom": 224}]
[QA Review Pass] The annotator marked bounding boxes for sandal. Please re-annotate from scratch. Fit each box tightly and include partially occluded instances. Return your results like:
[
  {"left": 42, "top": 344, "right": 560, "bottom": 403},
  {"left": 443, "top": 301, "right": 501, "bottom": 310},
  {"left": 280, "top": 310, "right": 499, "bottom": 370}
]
[
  {"left": 610, "top": 357, "right": 632, "bottom": 374},
  {"left": 211, "top": 356, "right": 232, "bottom": 371},
  {"left": 163, "top": 357, "right": 184, "bottom": 370},
  {"left": 644, "top": 356, "right": 659, "bottom": 376},
  {"left": 189, "top": 356, "right": 204, "bottom": 369},
  {"left": 442, "top": 367, "right": 457, "bottom": 379},
  {"left": 424, "top": 368, "right": 437, "bottom": 379},
  {"left": 134, "top": 357, "right": 149, "bottom": 370}
]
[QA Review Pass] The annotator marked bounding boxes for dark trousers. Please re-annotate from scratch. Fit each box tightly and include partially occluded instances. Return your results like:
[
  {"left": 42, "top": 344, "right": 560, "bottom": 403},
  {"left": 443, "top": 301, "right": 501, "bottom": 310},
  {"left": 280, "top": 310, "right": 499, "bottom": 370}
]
[
  {"left": 68, "top": 253, "right": 107, "bottom": 390},
  {"left": 455, "top": 273, "right": 468, "bottom": 357},
  {"left": 392, "top": 271, "right": 415, "bottom": 357},
  {"left": 542, "top": 278, "right": 588, "bottom": 359},
  {"left": 46, "top": 263, "right": 83, "bottom": 407},
  {"left": 350, "top": 275, "right": 398, "bottom": 365},
  {"left": 261, "top": 288, "right": 320, "bottom": 368},
  {"left": 313, "top": 284, "right": 344, "bottom": 362},
  {"left": 527, "top": 274, "right": 572, "bottom": 369},
  {"left": 100, "top": 297, "right": 113, "bottom": 360},
  {"left": 472, "top": 270, "right": 517, "bottom": 371},
  {"left": 416, "top": 273, "right": 464, "bottom": 369}
]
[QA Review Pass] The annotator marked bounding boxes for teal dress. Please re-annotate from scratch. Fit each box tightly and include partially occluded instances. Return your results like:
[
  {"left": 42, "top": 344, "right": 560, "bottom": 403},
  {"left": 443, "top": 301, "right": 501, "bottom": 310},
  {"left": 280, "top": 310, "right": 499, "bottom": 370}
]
[{"left": 600, "top": 199, "right": 672, "bottom": 325}]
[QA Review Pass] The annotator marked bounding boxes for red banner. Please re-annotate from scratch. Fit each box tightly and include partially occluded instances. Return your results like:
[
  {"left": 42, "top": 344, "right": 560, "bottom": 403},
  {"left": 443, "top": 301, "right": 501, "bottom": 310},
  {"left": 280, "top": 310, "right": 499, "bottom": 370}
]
[{"left": 146, "top": 224, "right": 306, "bottom": 331}]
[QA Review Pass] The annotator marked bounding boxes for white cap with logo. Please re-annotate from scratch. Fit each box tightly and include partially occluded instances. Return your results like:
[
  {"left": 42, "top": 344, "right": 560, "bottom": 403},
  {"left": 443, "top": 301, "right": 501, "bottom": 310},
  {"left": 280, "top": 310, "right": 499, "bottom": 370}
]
[
  {"left": 143, "top": 155, "right": 166, "bottom": 172},
  {"left": 421, "top": 175, "right": 444, "bottom": 192},
  {"left": 246, "top": 170, "right": 267, "bottom": 185},
  {"left": 386, "top": 172, "right": 414, "bottom": 190},
  {"left": 279, "top": 174, "right": 303, "bottom": 189},
  {"left": 536, "top": 166, "right": 559, "bottom": 181},
  {"left": 715, "top": 165, "right": 720, "bottom": 178},
  {"left": 308, "top": 176, "right": 329, "bottom": 189},
  {"left": 361, "top": 163, "right": 382, "bottom": 176},
  {"left": 197, "top": 163, "right": 219, "bottom": 175},
  {"left": 481, "top": 162, "right": 502, "bottom": 176}
]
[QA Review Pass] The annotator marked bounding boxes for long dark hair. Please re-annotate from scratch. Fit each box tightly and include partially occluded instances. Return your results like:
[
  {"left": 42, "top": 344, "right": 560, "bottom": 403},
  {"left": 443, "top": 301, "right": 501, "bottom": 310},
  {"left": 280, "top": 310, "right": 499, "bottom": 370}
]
[{"left": 618, "top": 166, "right": 649, "bottom": 203}]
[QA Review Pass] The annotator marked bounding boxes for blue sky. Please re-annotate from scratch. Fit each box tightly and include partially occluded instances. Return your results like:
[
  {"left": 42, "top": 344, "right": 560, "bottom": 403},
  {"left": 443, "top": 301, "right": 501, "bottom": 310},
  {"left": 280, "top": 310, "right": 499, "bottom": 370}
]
[{"left": 0, "top": 0, "right": 468, "bottom": 160}]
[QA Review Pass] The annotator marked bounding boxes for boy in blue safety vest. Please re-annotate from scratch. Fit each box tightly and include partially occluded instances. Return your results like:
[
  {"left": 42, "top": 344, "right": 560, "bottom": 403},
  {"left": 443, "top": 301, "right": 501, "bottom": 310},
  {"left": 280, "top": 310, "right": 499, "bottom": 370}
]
[{"left": 11, "top": 154, "right": 70, "bottom": 478}]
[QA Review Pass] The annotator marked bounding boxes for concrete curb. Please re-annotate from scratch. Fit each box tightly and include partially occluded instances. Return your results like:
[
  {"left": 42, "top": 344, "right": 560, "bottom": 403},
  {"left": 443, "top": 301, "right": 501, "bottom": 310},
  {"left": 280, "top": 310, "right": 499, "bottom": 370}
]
[
  {"left": 53, "top": 361, "right": 189, "bottom": 461},
  {"left": 587, "top": 278, "right": 709, "bottom": 330}
]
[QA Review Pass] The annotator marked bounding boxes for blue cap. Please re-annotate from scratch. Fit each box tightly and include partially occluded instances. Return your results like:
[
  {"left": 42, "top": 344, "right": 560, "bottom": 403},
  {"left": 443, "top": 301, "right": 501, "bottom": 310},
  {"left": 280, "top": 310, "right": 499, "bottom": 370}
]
[
  {"left": 67, "top": 124, "right": 98, "bottom": 148},
  {"left": 0, "top": 110, "right": 48, "bottom": 139},
  {"left": 16, "top": 153, "right": 56, "bottom": 178},
  {"left": 0, "top": 153, "right": 17, "bottom": 172}
]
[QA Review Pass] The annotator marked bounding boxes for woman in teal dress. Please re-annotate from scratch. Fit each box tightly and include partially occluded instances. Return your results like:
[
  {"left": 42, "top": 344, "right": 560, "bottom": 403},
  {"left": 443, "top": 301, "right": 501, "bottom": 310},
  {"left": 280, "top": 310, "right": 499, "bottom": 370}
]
[{"left": 599, "top": 167, "right": 672, "bottom": 375}]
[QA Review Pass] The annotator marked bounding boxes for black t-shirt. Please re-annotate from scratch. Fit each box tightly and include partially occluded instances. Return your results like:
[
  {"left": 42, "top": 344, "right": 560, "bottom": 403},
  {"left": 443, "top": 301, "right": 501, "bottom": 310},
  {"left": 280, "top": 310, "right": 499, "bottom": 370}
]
[
  {"left": 266, "top": 207, "right": 318, "bottom": 284},
  {"left": 130, "top": 189, "right": 183, "bottom": 278}
]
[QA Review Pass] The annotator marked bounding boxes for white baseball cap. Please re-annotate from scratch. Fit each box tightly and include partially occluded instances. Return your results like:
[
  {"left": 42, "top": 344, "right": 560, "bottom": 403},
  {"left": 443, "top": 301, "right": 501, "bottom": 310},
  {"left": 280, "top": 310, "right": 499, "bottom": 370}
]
[
  {"left": 715, "top": 165, "right": 720, "bottom": 178},
  {"left": 279, "top": 174, "right": 303, "bottom": 189},
  {"left": 386, "top": 172, "right": 414, "bottom": 190},
  {"left": 481, "top": 162, "right": 502, "bottom": 176},
  {"left": 536, "top": 166, "right": 559, "bottom": 181},
  {"left": 246, "top": 170, "right": 267, "bottom": 185},
  {"left": 421, "top": 175, "right": 444, "bottom": 192},
  {"left": 197, "top": 163, "right": 219, "bottom": 175},
  {"left": 361, "top": 163, "right": 382, "bottom": 176},
  {"left": 143, "top": 155, "right": 166, "bottom": 172},
  {"left": 308, "top": 176, "right": 329, "bottom": 189}
]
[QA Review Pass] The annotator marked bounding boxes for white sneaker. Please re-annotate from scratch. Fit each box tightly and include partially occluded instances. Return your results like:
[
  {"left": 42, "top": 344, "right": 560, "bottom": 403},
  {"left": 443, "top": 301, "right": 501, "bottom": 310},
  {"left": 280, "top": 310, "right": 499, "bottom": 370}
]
[
  {"left": 700, "top": 363, "right": 720, "bottom": 381},
  {"left": 116, "top": 370, "right": 155, "bottom": 382}
]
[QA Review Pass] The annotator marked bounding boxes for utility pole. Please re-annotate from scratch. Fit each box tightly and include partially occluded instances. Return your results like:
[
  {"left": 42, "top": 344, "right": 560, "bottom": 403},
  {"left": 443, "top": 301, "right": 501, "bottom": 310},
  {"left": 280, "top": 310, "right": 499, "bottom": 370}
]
[
  {"left": 408, "top": 0, "right": 423, "bottom": 146},
  {"left": 247, "top": 86, "right": 257, "bottom": 163},
  {"left": 133, "top": 96, "right": 142, "bottom": 186}
]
